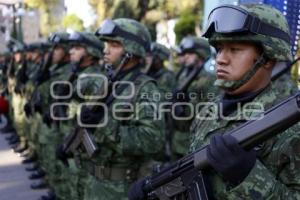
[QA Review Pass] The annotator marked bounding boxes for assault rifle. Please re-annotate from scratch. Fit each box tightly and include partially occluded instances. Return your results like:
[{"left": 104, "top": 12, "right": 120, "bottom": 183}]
[
  {"left": 15, "top": 53, "right": 28, "bottom": 94},
  {"left": 141, "top": 91, "right": 300, "bottom": 200},
  {"left": 51, "top": 59, "right": 83, "bottom": 127},
  {"left": 61, "top": 53, "right": 132, "bottom": 159},
  {"left": 164, "top": 60, "right": 209, "bottom": 161},
  {"left": 34, "top": 47, "right": 54, "bottom": 85},
  {"left": 173, "top": 58, "right": 209, "bottom": 97}
]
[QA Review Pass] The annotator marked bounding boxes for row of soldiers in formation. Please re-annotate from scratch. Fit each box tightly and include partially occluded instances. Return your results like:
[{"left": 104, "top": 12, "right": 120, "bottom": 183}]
[
  {"left": 0, "top": 19, "right": 218, "bottom": 200},
  {"left": 0, "top": 3, "right": 300, "bottom": 200}
]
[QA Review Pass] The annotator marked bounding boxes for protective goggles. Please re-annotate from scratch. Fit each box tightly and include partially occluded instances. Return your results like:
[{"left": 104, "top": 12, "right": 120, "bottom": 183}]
[
  {"left": 179, "top": 37, "right": 205, "bottom": 52},
  {"left": 202, "top": 4, "right": 290, "bottom": 43},
  {"left": 48, "top": 33, "right": 69, "bottom": 44},
  {"left": 95, "top": 19, "right": 150, "bottom": 51},
  {"left": 68, "top": 32, "right": 102, "bottom": 50}
]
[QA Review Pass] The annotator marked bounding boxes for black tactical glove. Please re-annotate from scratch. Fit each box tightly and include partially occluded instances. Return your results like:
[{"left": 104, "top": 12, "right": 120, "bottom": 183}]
[
  {"left": 24, "top": 103, "right": 32, "bottom": 117},
  {"left": 80, "top": 105, "right": 104, "bottom": 125},
  {"left": 207, "top": 134, "right": 256, "bottom": 186},
  {"left": 128, "top": 177, "right": 148, "bottom": 200},
  {"left": 56, "top": 144, "right": 71, "bottom": 167}
]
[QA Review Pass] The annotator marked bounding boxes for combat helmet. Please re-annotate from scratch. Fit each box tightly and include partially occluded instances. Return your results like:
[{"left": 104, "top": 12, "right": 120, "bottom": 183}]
[
  {"left": 68, "top": 32, "right": 104, "bottom": 58},
  {"left": 202, "top": 4, "right": 292, "bottom": 90},
  {"left": 203, "top": 4, "right": 292, "bottom": 61},
  {"left": 95, "top": 18, "right": 151, "bottom": 58},
  {"left": 179, "top": 36, "right": 211, "bottom": 60},
  {"left": 150, "top": 42, "right": 170, "bottom": 61}
]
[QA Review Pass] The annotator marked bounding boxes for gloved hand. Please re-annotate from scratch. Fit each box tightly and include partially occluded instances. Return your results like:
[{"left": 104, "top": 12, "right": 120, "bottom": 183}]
[
  {"left": 56, "top": 144, "right": 71, "bottom": 167},
  {"left": 24, "top": 103, "right": 32, "bottom": 117},
  {"left": 80, "top": 105, "right": 104, "bottom": 126},
  {"left": 207, "top": 134, "right": 256, "bottom": 186},
  {"left": 128, "top": 177, "right": 147, "bottom": 200}
]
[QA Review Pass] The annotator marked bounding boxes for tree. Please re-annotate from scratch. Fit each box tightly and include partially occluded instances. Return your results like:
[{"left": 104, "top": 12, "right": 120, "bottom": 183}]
[
  {"left": 24, "top": 0, "right": 63, "bottom": 37},
  {"left": 63, "top": 14, "right": 84, "bottom": 32}
]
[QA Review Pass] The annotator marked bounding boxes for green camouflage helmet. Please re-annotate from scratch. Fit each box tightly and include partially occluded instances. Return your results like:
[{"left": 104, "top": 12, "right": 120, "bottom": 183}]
[
  {"left": 179, "top": 36, "right": 211, "bottom": 60},
  {"left": 68, "top": 32, "right": 104, "bottom": 58},
  {"left": 204, "top": 4, "right": 292, "bottom": 61},
  {"left": 96, "top": 18, "right": 151, "bottom": 57},
  {"left": 48, "top": 32, "right": 70, "bottom": 49},
  {"left": 150, "top": 42, "right": 170, "bottom": 61}
]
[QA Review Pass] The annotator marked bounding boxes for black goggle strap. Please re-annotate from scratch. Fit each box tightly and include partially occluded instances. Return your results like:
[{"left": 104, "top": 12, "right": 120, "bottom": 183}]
[
  {"left": 205, "top": 5, "right": 290, "bottom": 44},
  {"left": 245, "top": 16, "right": 290, "bottom": 44},
  {"left": 68, "top": 33, "right": 101, "bottom": 50}
]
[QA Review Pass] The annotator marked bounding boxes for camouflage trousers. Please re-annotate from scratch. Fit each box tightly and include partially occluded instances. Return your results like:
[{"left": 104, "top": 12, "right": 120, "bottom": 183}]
[
  {"left": 12, "top": 92, "right": 28, "bottom": 145},
  {"left": 84, "top": 176, "right": 130, "bottom": 200}
]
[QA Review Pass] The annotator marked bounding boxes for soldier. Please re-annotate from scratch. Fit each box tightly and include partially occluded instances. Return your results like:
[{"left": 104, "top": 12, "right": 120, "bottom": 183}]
[
  {"left": 145, "top": 42, "right": 176, "bottom": 95},
  {"left": 186, "top": 4, "right": 300, "bottom": 199},
  {"left": 128, "top": 4, "right": 300, "bottom": 200},
  {"left": 58, "top": 18, "right": 166, "bottom": 200},
  {"left": 172, "top": 36, "right": 219, "bottom": 157},
  {"left": 38, "top": 32, "right": 103, "bottom": 200},
  {"left": 28, "top": 34, "right": 71, "bottom": 194}
]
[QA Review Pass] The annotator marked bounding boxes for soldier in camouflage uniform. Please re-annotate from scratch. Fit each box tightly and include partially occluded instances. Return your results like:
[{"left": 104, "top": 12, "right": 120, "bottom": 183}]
[
  {"left": 172, "top": 36, "right": 219, "bottom": 157},
  {"left": 9, "top": 43, "right": 32, "bottom": 153},
  {"left": 27, "top": 34, "right": 71, "bottom": 192},
  {"left": 187, "top": 4, "right": 300, "bottom": 199},
  {"left": 56, "top": 32, "right": 104, "bottom": 200},
  {"left": 145, "top": 42, "right": 176, "bottom": 95},
  {"left": 59, "top": 18, "right": 166, "bottom": 200}
]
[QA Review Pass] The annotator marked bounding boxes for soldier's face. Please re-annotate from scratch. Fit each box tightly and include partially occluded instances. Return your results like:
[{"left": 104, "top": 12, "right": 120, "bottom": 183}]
[
  {"left": 103, "top": 41, "right": 124, "bottom": 66},
  {"left": 69, "top": 45, "right": 87, "bottom": 63},
  {"left": 215, "top": 41, "right": 260, "bottom": 81},
  {"left": 184, "top": 52, "right": 199, "bottom": 68},
  {"left": 14, "top": 52, "right": 22, "bottom": 63},
  {"left": 26, "top": 52, "right": 32, "bottom": 61},
  {"left": 52, "top": 46, "right": 66, "bottom": 64},
  {"left": 176, "top": 55, "right": 185, "bottom": 66}
]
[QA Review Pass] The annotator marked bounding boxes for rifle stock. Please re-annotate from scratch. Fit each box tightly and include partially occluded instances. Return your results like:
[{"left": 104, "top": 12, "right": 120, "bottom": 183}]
[{"left": 143, "top": 91, "right": 300, "bottom": 199}]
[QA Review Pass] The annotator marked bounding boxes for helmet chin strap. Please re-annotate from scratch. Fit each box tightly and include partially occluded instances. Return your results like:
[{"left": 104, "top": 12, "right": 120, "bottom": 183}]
[
  {"left": 214, "top": 53, "right": 267, "bottom": 91},
  {"left": 105, "top": 52, "right": 132, "bottom": 81}
]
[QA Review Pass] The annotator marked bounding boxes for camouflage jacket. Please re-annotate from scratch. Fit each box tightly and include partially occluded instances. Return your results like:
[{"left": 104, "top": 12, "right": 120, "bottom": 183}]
[
  {"left": 189, "top": 85, "right": 300, "bottom": 199},
  {"left": 271, "top": 72, "right": 298, "bottom": 103},
  {"left": 148, "top": 67, "right": 176, "bottom": 96},
  {"left": 89, "top": 68, "right": 165, "bottom": 166},
  {"left": 174, "top": 64, "right": 219, "bottom": 137}
]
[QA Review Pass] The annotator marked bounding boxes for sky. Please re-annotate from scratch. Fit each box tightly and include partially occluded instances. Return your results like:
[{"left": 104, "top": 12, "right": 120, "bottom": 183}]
[{"left": 64, "top": 0, "right": 97, "bottom": 28}]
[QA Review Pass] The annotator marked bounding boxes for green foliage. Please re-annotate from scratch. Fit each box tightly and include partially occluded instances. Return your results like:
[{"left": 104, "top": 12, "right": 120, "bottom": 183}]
[
  {"left": 111, "top": 0, "right": 135, "bottom": 19},
  {"left": 174, "top": 12, "right": 198, "bottom": 43},
  {"left": 24, "top": 0, "right": 45, "bottom": 8},
  {"left": 63, "top": 14, "right": 84, "bottom": 32},
  {"left": 24, "top": 0, "right": 60, "bottom": 37}
]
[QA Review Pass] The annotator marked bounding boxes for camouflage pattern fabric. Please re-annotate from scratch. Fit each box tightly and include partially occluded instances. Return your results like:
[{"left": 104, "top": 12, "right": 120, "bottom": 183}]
[
  {"left": 209, "top": 4, "right": 292, "bottom": 62},
  {"left": 271, "top": 72, "right": 298, "bottom": 103},
  {"left": 98, "top": 18, "right": 151, "bottom": 57},
  {"left": 52, "top": 64, "right": 104, "bottom": 200},
  {"left": 80, "top": 69, "right": 165, "bottom": 200},
  {"left": 189, "top": 85, "right": 300, "bottom": 199},
  {"left": 148, "top": 67, "right": 176, "bottom": 95},
  {"left": 173, "top": 64, "right": 219, "bottom": 156}
]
